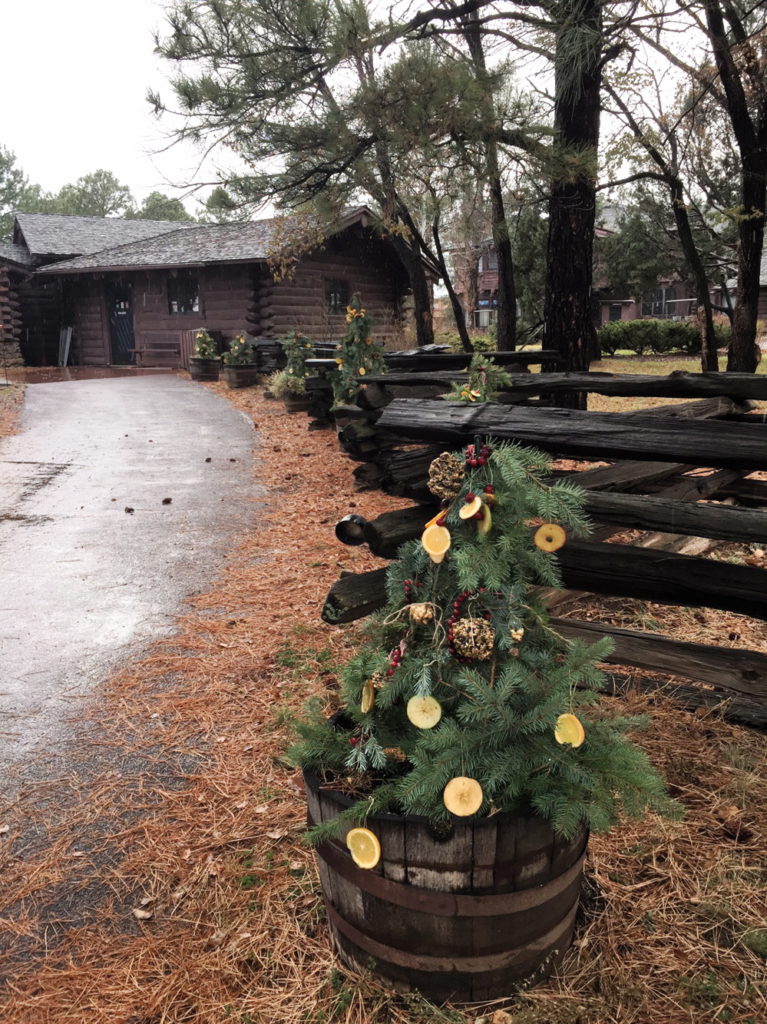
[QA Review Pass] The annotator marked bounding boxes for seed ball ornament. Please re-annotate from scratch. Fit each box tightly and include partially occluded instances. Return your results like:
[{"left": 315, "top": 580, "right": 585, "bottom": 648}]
[
  {"left": 422, "top": 523, "right": 451, "bottom": 564},
  {"left": 443, "top": 776, "right": 484, "bottom": 816},
  {"left": 534, "top": 523, "right": 567, "bottom": 553},
  {"left": 555, "top": 713, "right": 586, "bottom": 748},
  {"left": 346, "top": 827, "right": 381, "bottom": 869},
  {"left": 427, "top": 452, "right": 465, "bottom": 501},
  {"left": 407, "top": 695, "right": 442, "bottom": 729},
  {"left": 370, "top": 670, "right": 386, "bottom": 690},
  {"left": 383, "top": 746, "right": 407, "bottom": 762},
  {"left": 451, "top": 617, "right": 495, "bottom": 661},
  {"left": 409, "top": 602, "right": 434, "bottom": 624}
]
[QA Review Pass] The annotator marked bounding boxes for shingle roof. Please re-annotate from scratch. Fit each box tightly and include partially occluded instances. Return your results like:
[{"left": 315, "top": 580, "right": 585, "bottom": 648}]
[
  {"left": 37, "top": 220, "right": 275, "bottom": 274},
  {"left": 35, "top": 207, "right": 373, "bottom": 276},
  {"left": 14, "top": 213, "right": 197, "bottom": 258},
  {"left": 0, "top": 241, "right": 34, "bottom": 268}
]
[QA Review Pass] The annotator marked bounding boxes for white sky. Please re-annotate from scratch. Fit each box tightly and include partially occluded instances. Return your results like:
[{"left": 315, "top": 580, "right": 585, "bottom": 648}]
[{"left": 3, "top": 0, "right": 229, "bottom": 213}]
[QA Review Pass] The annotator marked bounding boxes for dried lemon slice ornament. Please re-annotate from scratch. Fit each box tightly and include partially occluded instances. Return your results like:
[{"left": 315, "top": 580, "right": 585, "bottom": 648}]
[
  {"left": 346, "top": 827, "right": 381, "bottom": 869},
  {"left": 360, "top": 679, "right": 375, "bottom": 714},
  {"left": 406, "top": 695, "right": 442, "bottom": 729},
  {"left": 422, "top": 524, "right": 451, "bottom": 564},
  {"left": 554, "top": 713, "right": 586, "bottom": 748},
  {"left": 443, "top": 776, "right": 484, "bottom": 816}
]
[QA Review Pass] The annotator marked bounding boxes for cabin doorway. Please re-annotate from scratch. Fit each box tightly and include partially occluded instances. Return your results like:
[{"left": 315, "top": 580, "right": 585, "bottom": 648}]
[{"left": 108, "top": 283, "right": 135, "bottom": 364}]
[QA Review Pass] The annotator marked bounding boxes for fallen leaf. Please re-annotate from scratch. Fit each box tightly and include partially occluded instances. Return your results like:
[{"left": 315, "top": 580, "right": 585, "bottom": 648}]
[
  {"left": 235, "top": 801, "right": 248, "bottom": 810},
  {"left": 132, "top": 908, "right": 153, "bottom": 921},
  {"left": 140, "top": 895, "right": 155, "bottom": 907},
  {"left": 289, "top": 860, "right": 303, "bottom": 871},
  {"left": 0, "top": 825, "right": 9, "bottom": 836},
  {"left": 254, "top": 805, "right": 269, "bottom": 814},
  {"left": 266, "top": 830, "right": 287, "bottom": 840}
]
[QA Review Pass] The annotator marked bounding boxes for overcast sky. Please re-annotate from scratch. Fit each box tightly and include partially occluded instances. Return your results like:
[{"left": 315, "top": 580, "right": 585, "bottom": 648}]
[{"left": 4, "top": 0, "right": 227, "bottom": 213}]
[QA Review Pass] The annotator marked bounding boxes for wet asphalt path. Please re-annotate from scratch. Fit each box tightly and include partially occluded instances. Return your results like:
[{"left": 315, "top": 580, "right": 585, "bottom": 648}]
[{"left": 0, "top": 375, "right": 260, "bottom": 770}]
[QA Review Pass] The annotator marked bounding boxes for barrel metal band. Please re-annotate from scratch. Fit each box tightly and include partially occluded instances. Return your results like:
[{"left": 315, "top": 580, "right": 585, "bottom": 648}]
[
  {"left": 316, "top": 840, "right": 585, "bottom": 918},
  {"left": 326, "top": 900, "right": 578, "bottom": 973}
]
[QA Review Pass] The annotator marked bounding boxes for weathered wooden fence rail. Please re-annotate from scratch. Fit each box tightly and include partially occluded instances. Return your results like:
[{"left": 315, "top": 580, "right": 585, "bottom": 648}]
[{"left": 314, "top": 369, "right": 767, "bottom": 728}]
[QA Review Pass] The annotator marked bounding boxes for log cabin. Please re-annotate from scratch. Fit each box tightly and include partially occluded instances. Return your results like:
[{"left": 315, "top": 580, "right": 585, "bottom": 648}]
[{"left": 13, "top": 207, "right": 411, "bottom": 366}]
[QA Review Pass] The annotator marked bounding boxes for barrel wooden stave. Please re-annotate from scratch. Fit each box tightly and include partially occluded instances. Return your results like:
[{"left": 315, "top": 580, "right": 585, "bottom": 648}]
[{"left": 305, "top": 772, "right": 586, "bottom": 1001}]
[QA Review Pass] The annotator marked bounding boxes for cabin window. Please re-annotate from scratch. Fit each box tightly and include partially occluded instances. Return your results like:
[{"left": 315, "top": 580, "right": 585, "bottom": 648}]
[
  {"left": 168, "top": 276, "right": 200, "bottom": 315},
  {"left": 326, "top": 279, "right": 349, "bottom": 315},
  {"left": 486, "top": 251, "right": 498, "bottom": 271}
]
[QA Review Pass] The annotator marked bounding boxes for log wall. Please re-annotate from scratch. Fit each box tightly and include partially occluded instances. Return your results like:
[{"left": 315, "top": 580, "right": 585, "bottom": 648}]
[{"left": 0, "top": 263, "right": 25, "bottom": 366}]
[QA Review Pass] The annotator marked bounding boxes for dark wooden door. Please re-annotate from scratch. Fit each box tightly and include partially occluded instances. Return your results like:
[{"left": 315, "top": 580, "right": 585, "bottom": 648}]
[{"left": 108, "top": 284, "right": 135, "bottom": 364}]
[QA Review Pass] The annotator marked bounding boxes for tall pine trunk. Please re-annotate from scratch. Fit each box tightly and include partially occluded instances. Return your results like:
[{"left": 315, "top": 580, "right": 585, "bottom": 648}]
[
  {"left": 669, "top": 178, "right": 719, "bottom": 370},
  {"left": 727, "top": 152, "right": 766, "bottom": 372},
  {"left": 543, "top": 0, "right": 602, "bottom": 402},
  {"left": 462, "top": 10, "right": 517, "bottom": 350}
]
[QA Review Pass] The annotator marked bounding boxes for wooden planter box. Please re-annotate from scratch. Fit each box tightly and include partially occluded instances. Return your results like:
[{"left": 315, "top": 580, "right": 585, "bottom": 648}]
[
  {"left": 188, "top": 357, "right": 221, "bottom": 382},
  {"left": 304, "top": 770, "right": 587, "bottom": 1002},
  {"left": 283, "top": 394, "right": 313, "bottom": 414},
  {"left": 222, "top": 364, "right": 260, "bottom": 389}
]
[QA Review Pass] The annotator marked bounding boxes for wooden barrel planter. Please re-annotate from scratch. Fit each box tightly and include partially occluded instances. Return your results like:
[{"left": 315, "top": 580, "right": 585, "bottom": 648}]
[
  {"left": 223, "top": 364, "right": 260, "bottom": 389},
  {"left": 188, "top": 357, "right": 221, "bottom": 382},
  {"left": 304, "top": 770, "right": 587, "bottom": 1002}
]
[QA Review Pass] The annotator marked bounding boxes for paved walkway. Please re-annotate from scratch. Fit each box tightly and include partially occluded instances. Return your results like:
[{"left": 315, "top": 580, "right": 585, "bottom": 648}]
[{"left": 0, "top": 375, "right": 260, "bottom": 768}]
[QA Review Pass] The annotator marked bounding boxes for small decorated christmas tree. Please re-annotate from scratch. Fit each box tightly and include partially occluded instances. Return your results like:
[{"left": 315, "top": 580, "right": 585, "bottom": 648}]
[
  {"left": 291, "top": 439, "right": 679, "bottom": 855},
  {"left": 332, "top": 294, "right": 386, "bottom": 406}
]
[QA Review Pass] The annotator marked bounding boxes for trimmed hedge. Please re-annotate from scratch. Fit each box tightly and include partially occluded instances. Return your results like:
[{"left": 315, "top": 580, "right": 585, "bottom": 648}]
[{"left": 598, "top": 318, "right": 731, "bottom": 357}]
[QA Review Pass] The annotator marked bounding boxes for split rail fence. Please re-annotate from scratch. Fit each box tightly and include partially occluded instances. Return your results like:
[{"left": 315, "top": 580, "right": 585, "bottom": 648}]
[{"left": 313, "top": 354, "right": 767, "bottom": 729}]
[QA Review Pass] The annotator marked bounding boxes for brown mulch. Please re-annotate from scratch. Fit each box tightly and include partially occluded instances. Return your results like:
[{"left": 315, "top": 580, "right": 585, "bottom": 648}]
[{"left": 0, "top": 385, "right": 766, "bottom": 1024}]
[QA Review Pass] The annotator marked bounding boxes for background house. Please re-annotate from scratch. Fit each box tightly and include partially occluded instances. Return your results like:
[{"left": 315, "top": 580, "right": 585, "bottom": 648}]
[{"left": 6, "top": 209, "right": 411, "bottom": 366}]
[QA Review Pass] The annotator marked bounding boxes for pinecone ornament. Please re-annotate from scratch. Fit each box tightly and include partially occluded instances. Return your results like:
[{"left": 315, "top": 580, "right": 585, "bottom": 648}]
[
  {"left": 428, "top": 452, "right": 465, "bottom": 501},
  {"left": 452, "top": 617, "right": 495, "bottom": 660}
]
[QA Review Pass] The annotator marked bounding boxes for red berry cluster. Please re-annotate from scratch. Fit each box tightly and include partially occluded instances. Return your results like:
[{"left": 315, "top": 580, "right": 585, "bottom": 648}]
[
  {"left": 349, "top": 735, "right": 360, "bottom": 746},
  {"left": 387, "top": 643, "right": 405, "bottom": 676},
  {"left": 483, "top": 483, "right": 495, "bottom": 506},
  {"left": 465, "top": 442, "right": 491, "bottom": 468},
  {"left": 403, "top": 578, "right": 424, "bottom": 603}
]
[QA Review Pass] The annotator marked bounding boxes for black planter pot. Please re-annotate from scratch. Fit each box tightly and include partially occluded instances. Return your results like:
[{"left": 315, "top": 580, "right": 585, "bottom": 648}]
[
  {"left": 222, "top": 364, "right": 260, "bottom": 389},
  {"left": 188, "top": 357, "right": 221, "bottom": 382},
  {"left": 304, "top": 769, "right": 587, "bottom": 1003}
]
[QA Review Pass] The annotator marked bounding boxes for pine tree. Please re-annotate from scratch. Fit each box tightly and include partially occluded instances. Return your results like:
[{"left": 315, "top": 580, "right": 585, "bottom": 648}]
[{"left": 291, "top": 440, "right": 680, "bottom": 844}]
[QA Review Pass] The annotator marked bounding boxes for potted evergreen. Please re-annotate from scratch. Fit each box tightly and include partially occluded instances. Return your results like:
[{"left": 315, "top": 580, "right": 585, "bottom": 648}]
[
  {"left": 290, "top": 440, "right": 679, "bottom": 1001},
  {"left": 188, "top": 329, "right": 221, "bottom": 382},
  {"left": 330, "top": 294, "right": 385, "bottom": 426},
  {"left": 222, "top": 332, "right": 259, "bottom": 389},
  {"left": 277, "top": 330, "right": 315, "bottom": 412}
]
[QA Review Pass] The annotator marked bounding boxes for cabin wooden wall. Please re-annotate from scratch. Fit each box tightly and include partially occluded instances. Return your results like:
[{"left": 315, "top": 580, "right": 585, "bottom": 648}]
[
  {"left": 259, "top": 230, "right": 409, "bottom": 347},
  {"left": 66, "top": 279, "right": 109, "bottom": 365},
  {"left": 758, "top": 288, "right": 767, "bottom": 322},
  {"left": 17, "top": 274, "right": 63, "bottom": 365},
  {"left": 0, "top": 263, "right": 25, "bottom": 366}
]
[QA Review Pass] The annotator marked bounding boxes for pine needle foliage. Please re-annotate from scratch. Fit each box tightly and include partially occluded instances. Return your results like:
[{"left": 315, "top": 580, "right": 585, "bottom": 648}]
[
  {"left": 331, "top": 294, "right": 385, "bottom": 405},
  {"left": 445, "top": 353, "right": 513, "bottom": 403},
  {"left": 289, "top": 440, "right": 681, "bottom": 841}
]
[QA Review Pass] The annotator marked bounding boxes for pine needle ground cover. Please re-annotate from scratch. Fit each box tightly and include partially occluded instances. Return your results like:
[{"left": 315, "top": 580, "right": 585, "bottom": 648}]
[
  {"left": 0, "top": 381, "right": 24, "bottom": 437},
  {"left": 0, "top": 385, "right": 765, "bottom": 1024}
]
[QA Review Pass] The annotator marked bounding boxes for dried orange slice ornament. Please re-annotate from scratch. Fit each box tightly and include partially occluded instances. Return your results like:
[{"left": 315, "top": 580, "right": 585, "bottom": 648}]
[
  {"left": 443, "top": 776, "right": 484, "bottom": 816},
  {"left": 554, "top": 713, "right": 586, "bottom": 748},
  {"left": 422, "top": 524, "right": 451, "bottom": 564},
  {"left": 477, "top": 502, "right": 493, "bottom": 535},
  {"left": 458, "top": 494, "right": 483, "bottom": 519},
  {"left": 406, "top": 695, "right": 442, "bottom": 729},
  {"left": 534, "top": 523, "right": 566, "bottom": 552},
  {"left": 346, "top": 827, "right": 381, "bottom": 869},
  {"left": 360, "top": 679, "right": 375, "bottom": 714}
]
